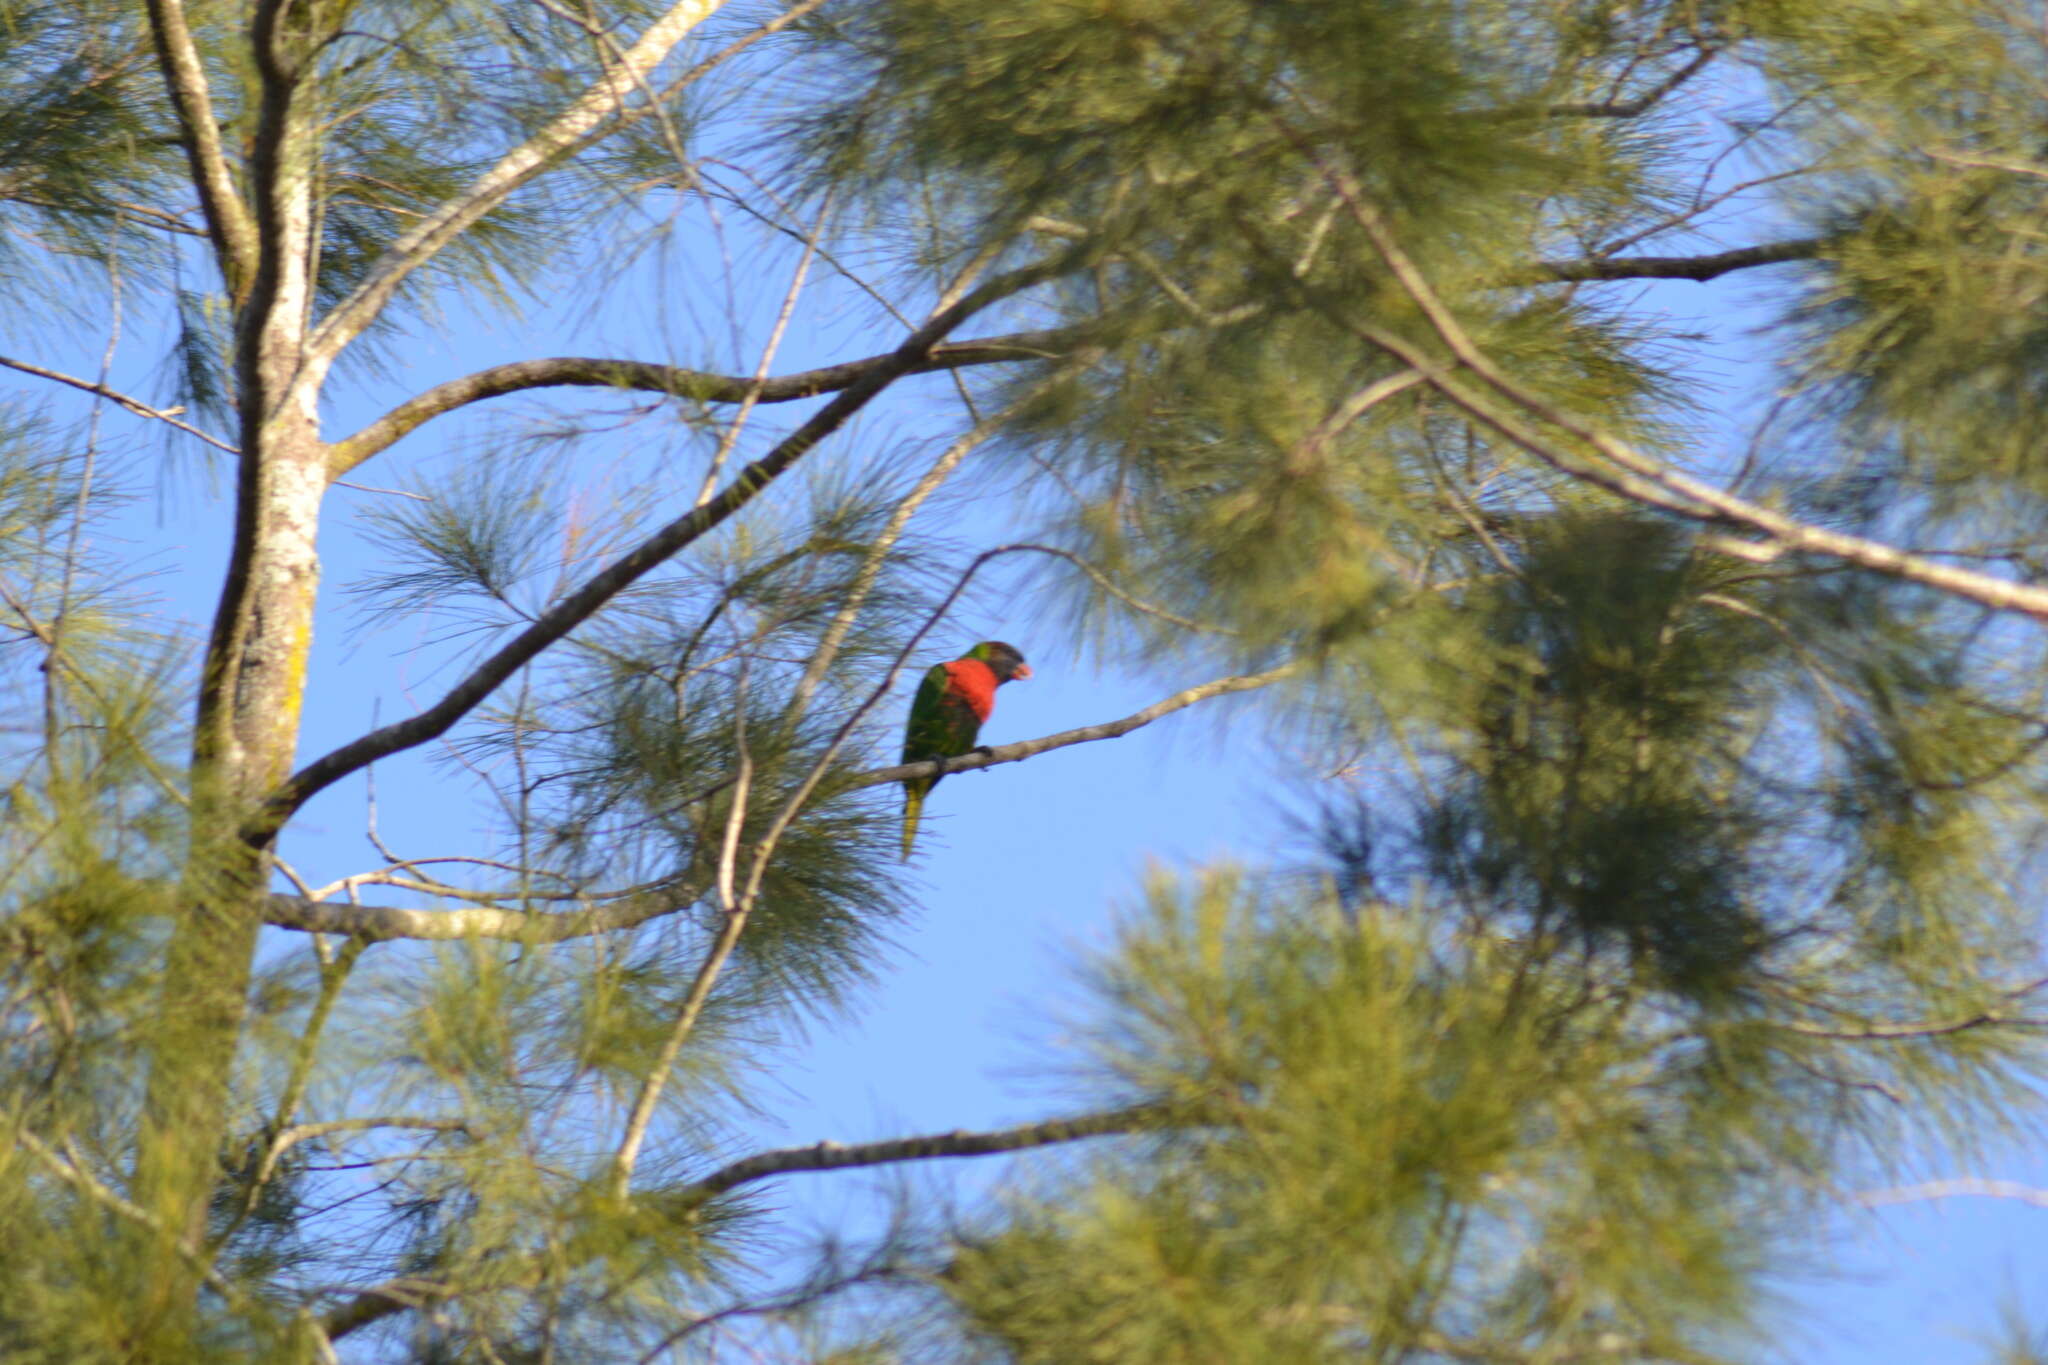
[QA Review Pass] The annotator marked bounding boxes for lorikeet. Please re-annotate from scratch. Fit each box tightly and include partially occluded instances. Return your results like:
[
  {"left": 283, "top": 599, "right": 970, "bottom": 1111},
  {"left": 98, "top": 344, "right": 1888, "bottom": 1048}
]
[{"left": 900, "top": 641, "right": 1031, "bottom": 859}]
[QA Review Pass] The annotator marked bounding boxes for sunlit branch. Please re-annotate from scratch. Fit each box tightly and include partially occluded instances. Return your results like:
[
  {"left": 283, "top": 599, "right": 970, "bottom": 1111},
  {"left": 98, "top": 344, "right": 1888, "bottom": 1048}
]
[
  {"left": 682, "top": 1104, "right": 1166, "bottom": 1201},
  {"left": 1289, "top": 137, "right": 2048, "bottom": 622},
  {"left": 321, "top": 1276, "right": 461, "bottom": 1341},
  {"left": 325, "top": 326, "right": 1085, "bottom": 477},
  {"left": 307, "top": 0, "right": 732, "bottom": 372},
  {"left": 610, "top": 673, "right": 756, "bottom": 1198},
  {"left": 1859, "top": 1179, "right": 2048, "bottom": 1209},
  {"left": 1778, "top": 975, "right": 2048, "bottom": 1040},
  {"left": 258, "top": 880, "right": 704, "bottom": 941},
  {"left": 140, "top": 0, "right": 256, "bottom": 288},
  {"left": 847, "top": 664, "right": 1299, "bottom": 792},
  {"left": 0, "top": 353, "right": 238, "bottom": 453},
  {"left": 271, "top": 258, "right": 1067, "bottom": 833},
  {"left": 261, "top": 665, "right": 1290, "bottom": 942}
]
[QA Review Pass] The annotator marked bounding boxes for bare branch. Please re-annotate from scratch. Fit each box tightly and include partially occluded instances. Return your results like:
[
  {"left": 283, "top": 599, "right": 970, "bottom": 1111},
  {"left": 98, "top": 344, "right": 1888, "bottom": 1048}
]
[
  {"left": 140, "top": 0, "right": 256, "bottom": 288},
  {"left": 324, "top": 326, "right": 1085, "bottom": 477},
  {"left": 323, "top": 229, "right": 1826, "bottom": 481},
  {"left": 270, "top": 259, "right": 1069, "bottom": 834},
  {"left": 611, "top": 671, "right": 755, "bottom": 1198},
  {"left": 847, "top": 664, "right": 1298, "bottom": 792},
  {"left": 261, "top": 664, "right": 1290, "bottom": 942},
  {"left": 322, "top": 1276, "right": 460, "bottom": 1341},
  {"left": 306, "top": 0, "right": 732, "bottom": 372},
  {"left": 1285, "top": 137, "right": 2048, "bottom": 622},
  {"left": 0, "top": 353, "right": 239, "bottom": 453},
  {"left": 1547, "top": 46, "right": 1720, "bottom": 118},
  {"left": 260, "top": 1116, "right": 474, "bottom": 1180},
  {"left": 682, "top": 1104, "right": 1166, "bottom": 1201},
  {"left": 1533, "top": 235, "right": 1829, "bottom": 284},
  {"left": 259, "top": 881, "right": 703, "bottom": 942},
  {"left": 1859, "top": 1179, "right": 2048, "bottom": 1210},
  {"left": 1776, "top": 975, "right": 2048, "bottom": 1040}
]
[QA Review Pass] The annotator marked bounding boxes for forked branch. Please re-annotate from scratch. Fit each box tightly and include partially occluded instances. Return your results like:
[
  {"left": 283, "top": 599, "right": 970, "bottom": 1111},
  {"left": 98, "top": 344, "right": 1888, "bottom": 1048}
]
[
  {"left": 270, "top": 258, "right": 1069, "bottom": 834},
  {"left": 308, "top": 0, "right": 732, "bottom": 369},
  {"left": 260, "top": 663, "right": 1292, "bottom": 942}
]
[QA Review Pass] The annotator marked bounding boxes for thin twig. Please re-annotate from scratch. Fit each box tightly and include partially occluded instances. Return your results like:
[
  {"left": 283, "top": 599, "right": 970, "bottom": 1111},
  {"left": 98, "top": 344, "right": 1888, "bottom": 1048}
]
[
  {"left": 681, "top": 1103, "right": 1167, "bottom": 1201},
  {"left": 0, "top": 354, "right": 239, "bottom": 453}
]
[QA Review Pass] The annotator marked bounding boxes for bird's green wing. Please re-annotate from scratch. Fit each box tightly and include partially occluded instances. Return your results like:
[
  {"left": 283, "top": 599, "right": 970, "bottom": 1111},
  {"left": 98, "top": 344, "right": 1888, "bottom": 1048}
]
[
  {"left": 901, "top": 663, "right": 955, "bottom": 766},
  {"left": 900, "top": 662, "right": 984, "bottom": 859}
]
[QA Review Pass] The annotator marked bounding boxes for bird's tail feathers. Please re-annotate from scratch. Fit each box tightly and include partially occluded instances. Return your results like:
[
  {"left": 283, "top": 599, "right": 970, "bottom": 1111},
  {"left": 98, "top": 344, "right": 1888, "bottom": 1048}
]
[{"left": 901, "top": 784, "right": 927, "bottom": 861}]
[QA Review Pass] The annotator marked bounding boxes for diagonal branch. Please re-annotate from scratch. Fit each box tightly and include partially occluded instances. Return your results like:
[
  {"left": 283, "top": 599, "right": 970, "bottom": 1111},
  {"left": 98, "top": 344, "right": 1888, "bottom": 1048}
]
[
  {"left": 1547, "top": 45, "right": 1721, "bottom": 119},
  {"left": 1287, "top": 139, "right": 2048, "bottom": 622},
  {"left": 1532, "top": 235, "right": 1829, "bottom": 283},
  {"left": 269, "top": 259, "right": 1068, "bottom": 834},
  {"left": 0, "top": 353, "right": 238, "bottom": 453},
  {"left": 682, "top": 1104, "right": 1167, "bottom": 1201},
  {"left": 260, "top": 664, "right": 1292, "bottom": 942},
  {"left": 16, "top": 1129, "right": 244, "bottom": 1304},
  {"left": 845, "top": 663, "right": 1298, "bottom": 792},
  {"left": 140, "top": 0, "right": 256, "bottom": 290},
  {"left": 306, "top": 0, "right": 730, "bottom": 372},
  {"left": 316, "top": 1103, "right": 1171, "bottom": 1339},
  {"left": 324, "top": 326, "right": 1086, "bottom": 477}
]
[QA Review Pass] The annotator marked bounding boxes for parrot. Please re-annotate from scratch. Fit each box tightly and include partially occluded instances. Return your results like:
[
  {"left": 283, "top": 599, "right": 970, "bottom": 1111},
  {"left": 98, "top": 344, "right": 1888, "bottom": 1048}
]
[{"left": 900, "top": 640, "right": 1031, "bottom": 859}]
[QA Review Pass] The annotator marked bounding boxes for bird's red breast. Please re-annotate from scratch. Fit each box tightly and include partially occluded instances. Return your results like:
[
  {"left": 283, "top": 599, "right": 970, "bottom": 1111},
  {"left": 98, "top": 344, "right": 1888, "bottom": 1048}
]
[{"left": 942, "top": 657, "right": 1000, "bottom": 723}]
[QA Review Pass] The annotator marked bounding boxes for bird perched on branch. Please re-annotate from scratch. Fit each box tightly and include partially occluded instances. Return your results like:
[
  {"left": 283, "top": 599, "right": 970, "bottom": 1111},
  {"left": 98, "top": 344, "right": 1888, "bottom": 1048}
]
[{"left": 900, "top": 641, "right": 1031, "bottom": 859}]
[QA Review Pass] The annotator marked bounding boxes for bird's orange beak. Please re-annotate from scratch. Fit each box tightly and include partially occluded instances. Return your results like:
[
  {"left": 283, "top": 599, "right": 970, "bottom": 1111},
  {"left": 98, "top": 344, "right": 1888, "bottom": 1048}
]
[{"left": 1014, "top": 663, "right": 1033, "bottom": 680}]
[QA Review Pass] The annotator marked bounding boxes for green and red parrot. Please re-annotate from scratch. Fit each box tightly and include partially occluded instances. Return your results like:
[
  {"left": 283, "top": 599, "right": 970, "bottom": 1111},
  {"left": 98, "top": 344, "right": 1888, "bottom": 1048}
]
[{"left": 900, "top": 640, "right": 1031, "bottom": 859}]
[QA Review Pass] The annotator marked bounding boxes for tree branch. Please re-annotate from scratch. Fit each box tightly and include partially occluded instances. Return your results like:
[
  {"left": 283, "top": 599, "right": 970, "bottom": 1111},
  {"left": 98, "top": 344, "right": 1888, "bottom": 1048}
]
[
  {"left": 1533, "top": 235, "right": 1829, "bottom": 283},
  {"left": 682, "top": 1104, "right": 1165, "bottom": 1201},
  {"left": 269, "top": 260, "right": 1069, "bottom": 833},
  {"left": 259, "top": 880, "right": 703, "bottom": 941},
  {"left": 15, "top": 1129, "right": 244, "bottom": 1304},
  {"left": 306, "top": 0, "right": 731, "bottom": 373},
  {"left": 324, "top": 326, "right": 1085, "bottom": 477},
  {"left": 1776, "top": 975, "right": 2048, "bottom": 1040},
  {"left": 322, "top": 1276, "right": 460, "bottom": 1341},
  {"left": 1289, "top": 144, "right": 2048, "bottom": 622},
  {"left": 844, "top": 663, "right": 1298, "bottom": 792},
  {"left": 1547, "top": 46, "right": 1720, "bottom": 119},
  {"left": 261, "top": 663, "right": 1290, "bottom": 941},
  {"left": 0, "top": 353, "right": 239, "bottom": 453},
  {"left": 140, "top": 0, "right": 257, "bottom": 290},
  {"left": 1858, "top": 1178, "right": 2048, "bottom": 1210},
  {"left": 322, "top": 227, "right": 1827, "bottom": 480},
  {"left": 259, "top": 1117, "right": 473, "bottom": 1183}
]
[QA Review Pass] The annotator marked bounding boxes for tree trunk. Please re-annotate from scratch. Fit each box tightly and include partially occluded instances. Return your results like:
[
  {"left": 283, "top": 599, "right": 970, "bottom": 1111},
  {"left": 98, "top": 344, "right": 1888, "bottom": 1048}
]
[{"left": 132, "top": 14, "right": 326, "bottom": 1334}]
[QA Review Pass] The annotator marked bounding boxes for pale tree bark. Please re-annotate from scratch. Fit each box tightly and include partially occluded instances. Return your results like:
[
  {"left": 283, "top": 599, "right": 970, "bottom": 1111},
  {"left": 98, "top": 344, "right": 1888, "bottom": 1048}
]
[
  {"left": 135, "top": 0, "right": 331, "bottom": 1314},
  {"left": 126, "top": 0, "right": 754, "bottom": 1334}
]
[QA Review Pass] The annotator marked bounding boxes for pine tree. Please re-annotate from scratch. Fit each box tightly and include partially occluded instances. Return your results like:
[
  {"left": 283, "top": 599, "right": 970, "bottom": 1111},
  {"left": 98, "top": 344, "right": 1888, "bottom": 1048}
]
[{"left": 2, "top": 0, "right": 2046, "bottom": 1360}]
